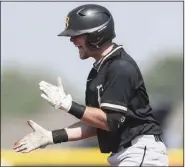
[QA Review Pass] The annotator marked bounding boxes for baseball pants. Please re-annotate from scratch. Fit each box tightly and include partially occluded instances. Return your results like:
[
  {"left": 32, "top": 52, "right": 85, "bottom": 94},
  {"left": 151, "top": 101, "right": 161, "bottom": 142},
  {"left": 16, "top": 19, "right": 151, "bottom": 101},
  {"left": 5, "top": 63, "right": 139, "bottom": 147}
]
[{"left": 107, "top": 135, "right": 169, "bottom": 166}]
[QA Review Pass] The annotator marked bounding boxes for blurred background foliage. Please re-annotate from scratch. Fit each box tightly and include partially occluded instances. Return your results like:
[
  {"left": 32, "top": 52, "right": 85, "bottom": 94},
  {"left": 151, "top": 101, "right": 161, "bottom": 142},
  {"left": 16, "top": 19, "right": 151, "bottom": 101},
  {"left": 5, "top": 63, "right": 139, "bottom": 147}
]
[
  {"left": 145, "top": 54, "right": 183, "bottom": 103},
  {"left": 2, "top": 52, "right": 182, "bottom": 116},
  {"left": 1, "top": 69, "right": 48, "bottom": 116},
  {"left": 1, "top": 67, "right": 84, "bottom": 117}
]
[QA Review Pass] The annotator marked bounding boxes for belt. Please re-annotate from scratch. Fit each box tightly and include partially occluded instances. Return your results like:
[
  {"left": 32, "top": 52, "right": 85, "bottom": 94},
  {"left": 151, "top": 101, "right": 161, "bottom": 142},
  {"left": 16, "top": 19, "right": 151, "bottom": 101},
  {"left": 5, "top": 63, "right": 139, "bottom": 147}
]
[{"left": 117, "top": 135, "right": 163, "bottom": 153}]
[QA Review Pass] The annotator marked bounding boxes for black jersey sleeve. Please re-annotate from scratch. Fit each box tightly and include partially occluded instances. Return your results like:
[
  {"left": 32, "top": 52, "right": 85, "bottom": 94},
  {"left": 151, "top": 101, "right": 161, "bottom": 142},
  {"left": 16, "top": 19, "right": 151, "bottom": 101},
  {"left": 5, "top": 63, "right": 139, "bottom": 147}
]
[{"left": 100, "top": 60, "right": 139, "bottom": 130}]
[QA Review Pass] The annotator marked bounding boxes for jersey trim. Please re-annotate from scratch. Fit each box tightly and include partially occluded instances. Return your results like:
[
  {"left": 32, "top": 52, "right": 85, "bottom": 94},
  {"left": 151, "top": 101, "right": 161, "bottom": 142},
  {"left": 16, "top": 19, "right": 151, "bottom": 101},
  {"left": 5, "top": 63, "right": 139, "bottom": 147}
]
[
  {"left": 97, "top": 45, "right": 123, "bottom": 72},
  {"left": 100, "top": 103, "right": 127, "bottom": 112}
]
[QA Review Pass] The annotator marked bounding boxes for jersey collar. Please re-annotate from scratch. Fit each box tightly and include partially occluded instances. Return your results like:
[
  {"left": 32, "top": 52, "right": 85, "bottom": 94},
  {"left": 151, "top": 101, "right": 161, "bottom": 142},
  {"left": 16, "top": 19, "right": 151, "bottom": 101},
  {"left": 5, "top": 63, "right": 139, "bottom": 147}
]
[{"left": 93, "top": 44, "right": 123, "bottom": 72}]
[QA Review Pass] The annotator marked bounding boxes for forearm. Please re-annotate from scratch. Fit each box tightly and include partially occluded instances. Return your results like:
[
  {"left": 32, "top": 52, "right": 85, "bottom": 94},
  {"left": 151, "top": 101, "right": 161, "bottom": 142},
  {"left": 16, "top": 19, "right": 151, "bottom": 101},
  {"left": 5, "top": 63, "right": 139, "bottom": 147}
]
[
  {"left": 68, "top": 102, "right": 110, "bottom": 131},
  {"left": 52, "top": 121, "right": 97, "bottom": 144},
  {"left": 65, "top": 121, "right": 97, "bottom": 141}
]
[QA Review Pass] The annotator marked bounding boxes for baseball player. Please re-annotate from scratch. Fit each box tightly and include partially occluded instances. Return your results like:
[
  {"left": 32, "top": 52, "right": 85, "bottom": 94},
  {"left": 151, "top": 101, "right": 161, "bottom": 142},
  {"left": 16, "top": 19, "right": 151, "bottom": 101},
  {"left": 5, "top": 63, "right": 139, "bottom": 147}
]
[{"left": 13, "top": 4, "right": 169, "bottom": 166}]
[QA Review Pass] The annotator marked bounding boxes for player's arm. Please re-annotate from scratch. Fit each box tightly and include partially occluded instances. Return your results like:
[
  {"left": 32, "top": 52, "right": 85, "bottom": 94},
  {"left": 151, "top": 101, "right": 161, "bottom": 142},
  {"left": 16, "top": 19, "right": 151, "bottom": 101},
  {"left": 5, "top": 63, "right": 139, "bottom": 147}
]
[
  {"left": 39, "top": 61, "right": 137, "bottom": 132},
  {"left": 81, "top": 107, "right": 109, "bottom": 131},
  {"left": 64, "top": 121, "right": 97, "bottom": 141},
  {"left": 53, "top": 120, "right": 97, "bottom": 143},
  {"left": 13, "top": 120, "right": 96, "bottom": 153}
]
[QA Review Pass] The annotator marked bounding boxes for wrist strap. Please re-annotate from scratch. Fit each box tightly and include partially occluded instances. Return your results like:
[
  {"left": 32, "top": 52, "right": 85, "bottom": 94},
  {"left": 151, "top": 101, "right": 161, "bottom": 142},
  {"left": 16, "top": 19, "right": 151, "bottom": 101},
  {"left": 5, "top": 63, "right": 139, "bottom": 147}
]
[
  {"left": 68, "top": 101, "right": 86, "bottom": 119},
  {"left": 52, "top": 129, "right": 68, "bottom": 144}
]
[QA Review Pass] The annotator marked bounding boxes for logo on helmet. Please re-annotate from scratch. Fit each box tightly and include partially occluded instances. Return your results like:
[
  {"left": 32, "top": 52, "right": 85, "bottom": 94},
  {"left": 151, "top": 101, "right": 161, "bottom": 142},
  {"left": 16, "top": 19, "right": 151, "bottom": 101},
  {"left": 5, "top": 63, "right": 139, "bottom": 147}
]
[{"left": 65, "top": 17, "right": 70, "bottom": 29}]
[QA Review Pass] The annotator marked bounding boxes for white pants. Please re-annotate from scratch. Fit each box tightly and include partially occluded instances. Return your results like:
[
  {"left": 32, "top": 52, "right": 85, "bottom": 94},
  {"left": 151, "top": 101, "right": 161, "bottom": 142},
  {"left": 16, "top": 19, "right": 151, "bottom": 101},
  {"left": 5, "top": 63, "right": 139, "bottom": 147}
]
[{"left": 107, "top": 135, "right": 169, "bottom": 166}]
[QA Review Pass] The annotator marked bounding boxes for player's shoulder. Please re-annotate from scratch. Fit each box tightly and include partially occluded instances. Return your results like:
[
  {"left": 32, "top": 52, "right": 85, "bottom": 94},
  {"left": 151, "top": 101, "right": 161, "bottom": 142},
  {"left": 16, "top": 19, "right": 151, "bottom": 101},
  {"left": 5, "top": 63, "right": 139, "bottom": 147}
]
[
  {"left": 110, "top": 46, "right": 137, "bottom": 67},
  {"left": 108, "top": 57, "right": 138, "bottom": 75}
]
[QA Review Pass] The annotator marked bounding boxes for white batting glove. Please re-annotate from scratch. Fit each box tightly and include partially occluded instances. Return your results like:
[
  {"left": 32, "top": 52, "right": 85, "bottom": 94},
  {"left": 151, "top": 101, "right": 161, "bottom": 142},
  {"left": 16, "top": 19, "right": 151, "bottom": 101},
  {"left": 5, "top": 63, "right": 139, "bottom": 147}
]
[
  {"left": 13, "top": 120, "right": 53, "bottom": 153},
  {"left": 39, "top": 77, "right": 72, "bottom": 111}
]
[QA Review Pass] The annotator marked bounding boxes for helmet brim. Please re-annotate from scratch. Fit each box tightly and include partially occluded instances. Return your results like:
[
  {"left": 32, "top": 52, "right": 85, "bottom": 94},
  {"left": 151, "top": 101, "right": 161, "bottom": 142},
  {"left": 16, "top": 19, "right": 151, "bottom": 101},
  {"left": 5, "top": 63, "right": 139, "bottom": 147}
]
[
  {"left": 57, "top": 29, "right": 83, "bottom": 37},
  {"left": 57, "top": 23, "right": 108, "bottom": 37}
]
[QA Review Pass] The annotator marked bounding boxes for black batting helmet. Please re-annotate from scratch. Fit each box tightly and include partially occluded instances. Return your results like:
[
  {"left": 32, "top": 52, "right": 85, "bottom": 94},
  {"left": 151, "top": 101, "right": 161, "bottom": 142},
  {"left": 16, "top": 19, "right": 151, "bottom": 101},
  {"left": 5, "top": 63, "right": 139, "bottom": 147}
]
[{"left": 58, "top": 4, "right": 116, "bottom": 48}]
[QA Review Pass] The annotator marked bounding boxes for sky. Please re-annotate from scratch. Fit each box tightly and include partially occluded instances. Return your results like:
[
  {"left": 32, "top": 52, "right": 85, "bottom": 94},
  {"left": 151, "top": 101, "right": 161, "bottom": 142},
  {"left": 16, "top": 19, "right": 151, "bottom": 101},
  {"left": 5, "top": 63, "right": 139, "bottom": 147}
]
[{"left": 1, "top": 1, "right": 183, "bottom": 91}]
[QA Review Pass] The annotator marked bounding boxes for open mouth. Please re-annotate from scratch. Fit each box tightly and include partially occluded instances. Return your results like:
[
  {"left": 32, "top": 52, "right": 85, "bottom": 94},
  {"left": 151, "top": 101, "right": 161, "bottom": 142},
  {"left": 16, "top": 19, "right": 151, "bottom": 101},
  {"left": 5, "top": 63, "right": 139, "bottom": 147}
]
[{"left": 76, "top": 45, "right": 83, "bottom": 51}]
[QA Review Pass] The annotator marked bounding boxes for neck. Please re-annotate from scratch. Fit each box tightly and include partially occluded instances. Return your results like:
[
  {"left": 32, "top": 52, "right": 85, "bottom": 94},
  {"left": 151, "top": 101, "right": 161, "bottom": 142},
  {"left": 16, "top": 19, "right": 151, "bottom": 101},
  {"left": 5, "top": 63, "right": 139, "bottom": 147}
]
[{"left": 93, "top": 43, "right": 114, "bottom": 61}]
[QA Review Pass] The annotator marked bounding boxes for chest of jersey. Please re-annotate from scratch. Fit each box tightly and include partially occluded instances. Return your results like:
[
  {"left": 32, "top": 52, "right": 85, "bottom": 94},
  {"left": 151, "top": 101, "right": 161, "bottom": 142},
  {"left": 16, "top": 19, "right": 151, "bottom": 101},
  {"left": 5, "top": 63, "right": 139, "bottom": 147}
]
[{"left": 85, "top": 68, "right": 105, "bottom": 108}]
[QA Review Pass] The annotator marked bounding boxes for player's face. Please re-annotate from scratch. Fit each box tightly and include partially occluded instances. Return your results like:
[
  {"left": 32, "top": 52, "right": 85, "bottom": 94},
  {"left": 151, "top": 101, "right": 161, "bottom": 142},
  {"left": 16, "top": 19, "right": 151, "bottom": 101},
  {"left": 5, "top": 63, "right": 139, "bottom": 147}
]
[{"left": 70, "top": 35, "right": 94, "bottom": 60}]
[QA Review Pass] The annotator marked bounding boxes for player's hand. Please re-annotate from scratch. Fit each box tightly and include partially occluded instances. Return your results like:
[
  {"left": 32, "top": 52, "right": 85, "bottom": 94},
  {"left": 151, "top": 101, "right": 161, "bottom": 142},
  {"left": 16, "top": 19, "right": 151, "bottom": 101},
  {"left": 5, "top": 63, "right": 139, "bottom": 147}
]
[
  {"left": 39, "top": 77, "right": 72, "bottom": 111},
  {"left": 13, "top": 120, "right": 53, "bottom": 153}
]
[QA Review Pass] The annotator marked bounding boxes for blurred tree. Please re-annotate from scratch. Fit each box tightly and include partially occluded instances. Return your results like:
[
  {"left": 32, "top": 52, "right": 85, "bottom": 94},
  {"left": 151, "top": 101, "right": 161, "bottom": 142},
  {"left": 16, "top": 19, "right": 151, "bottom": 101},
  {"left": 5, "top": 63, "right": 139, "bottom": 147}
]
[
  {"left": 144, "top": 54, "right": 183, "bottom": 103},
  {"left": 1, "top": 68, "right": 48, "bottom": 117},
  {"left": 1, "top": 67, "right": 84, "bottom": 117}
]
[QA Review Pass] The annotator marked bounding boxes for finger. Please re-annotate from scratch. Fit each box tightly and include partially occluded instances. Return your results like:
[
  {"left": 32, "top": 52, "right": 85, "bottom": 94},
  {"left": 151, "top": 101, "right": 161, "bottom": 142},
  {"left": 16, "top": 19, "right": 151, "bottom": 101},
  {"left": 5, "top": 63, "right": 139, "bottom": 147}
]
[
  {"left": 14, "top": 144, "right": 27, "bottom": 153},
  {"left": 41, "top": 93, "right": 52, "bottom": 103},
  {"left": 39, "top": 86, "right": 50, "bottom": 96},
  {"left": 39, "top": 81, "right": 54, "bottom": 88},
  {"left": 13, "top": 136, "right": 28, "bottom": 146},
  {"left": 57, "top": 77, "right": 64, "bottom": 91},
  {"left": 41, "top": 94, "right": 55, "bottom": 107},
  {"left": 39, "top": 86, "right": 45, "bottom": 91},
  {"left": 27, "top": 120, "right": 45, "bottom": 131},
  {"left": 39, "top": 81, "right": 49, "bottom": 87},
  {"left": 14, "top": 143, "right": 26, "bottom": 150},
  {"left": 21, "top": 148, "right": 32, "bottom": 153},
  {"left": 21, "top": 147, "right": 36, "bottom": 153},
  {"left": 40, "top": 87, "right": 47, "bottom": 95},
  {"left": 13, "top": 140, "right": 26, "bottom": 149}
]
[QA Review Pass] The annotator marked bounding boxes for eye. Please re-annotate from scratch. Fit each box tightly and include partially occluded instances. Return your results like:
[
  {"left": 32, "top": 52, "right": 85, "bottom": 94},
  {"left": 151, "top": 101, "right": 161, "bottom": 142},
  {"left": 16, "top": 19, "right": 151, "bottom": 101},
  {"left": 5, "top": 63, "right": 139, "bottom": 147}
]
[{"left": 70, "top": 36, "right": 76, "bottom": 42}]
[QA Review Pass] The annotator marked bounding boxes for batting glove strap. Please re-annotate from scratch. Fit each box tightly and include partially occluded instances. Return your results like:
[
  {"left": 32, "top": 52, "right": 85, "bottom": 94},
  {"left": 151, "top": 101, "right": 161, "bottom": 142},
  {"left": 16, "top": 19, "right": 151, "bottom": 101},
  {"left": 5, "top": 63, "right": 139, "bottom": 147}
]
[
  {"left": 52, "top": 129, "right": 68, "bottom": 144},
  {"left": 68, "top": 101, "right": 86, "bottom": 119}
]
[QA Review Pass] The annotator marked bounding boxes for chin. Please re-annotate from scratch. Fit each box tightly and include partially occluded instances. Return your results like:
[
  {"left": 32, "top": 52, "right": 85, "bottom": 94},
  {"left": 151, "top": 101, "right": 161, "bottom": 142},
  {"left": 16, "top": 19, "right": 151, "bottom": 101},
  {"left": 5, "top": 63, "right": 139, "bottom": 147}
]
[{"left": 79, "top": 54, "right": 89, "bottom": 60}]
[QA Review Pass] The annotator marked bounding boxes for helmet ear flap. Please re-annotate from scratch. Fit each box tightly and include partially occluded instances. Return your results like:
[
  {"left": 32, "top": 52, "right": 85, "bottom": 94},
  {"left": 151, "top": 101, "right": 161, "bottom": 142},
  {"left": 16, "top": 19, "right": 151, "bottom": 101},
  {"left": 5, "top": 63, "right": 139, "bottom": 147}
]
[
  {"left": 87, "top": 30, "right": 104, "bottom": 48},
  {"left": 87, "top": 18, "right": 115, "bottom": 48}
]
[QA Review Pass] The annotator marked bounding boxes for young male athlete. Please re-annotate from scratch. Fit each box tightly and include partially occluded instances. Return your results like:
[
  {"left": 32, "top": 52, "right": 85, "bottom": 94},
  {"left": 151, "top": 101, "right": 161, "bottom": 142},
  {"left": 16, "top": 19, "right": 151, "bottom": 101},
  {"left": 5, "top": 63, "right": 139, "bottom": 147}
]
[{"left": 14, "top": 4, "right": 169, "bottom": 166}]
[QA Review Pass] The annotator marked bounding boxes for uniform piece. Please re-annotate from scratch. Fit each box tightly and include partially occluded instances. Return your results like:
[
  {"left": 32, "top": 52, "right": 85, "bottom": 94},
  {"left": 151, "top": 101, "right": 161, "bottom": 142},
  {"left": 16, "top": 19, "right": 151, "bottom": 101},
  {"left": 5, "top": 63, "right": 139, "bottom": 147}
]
[{"left": 85, "top": 44, "right": 168, "bottom": 165}]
